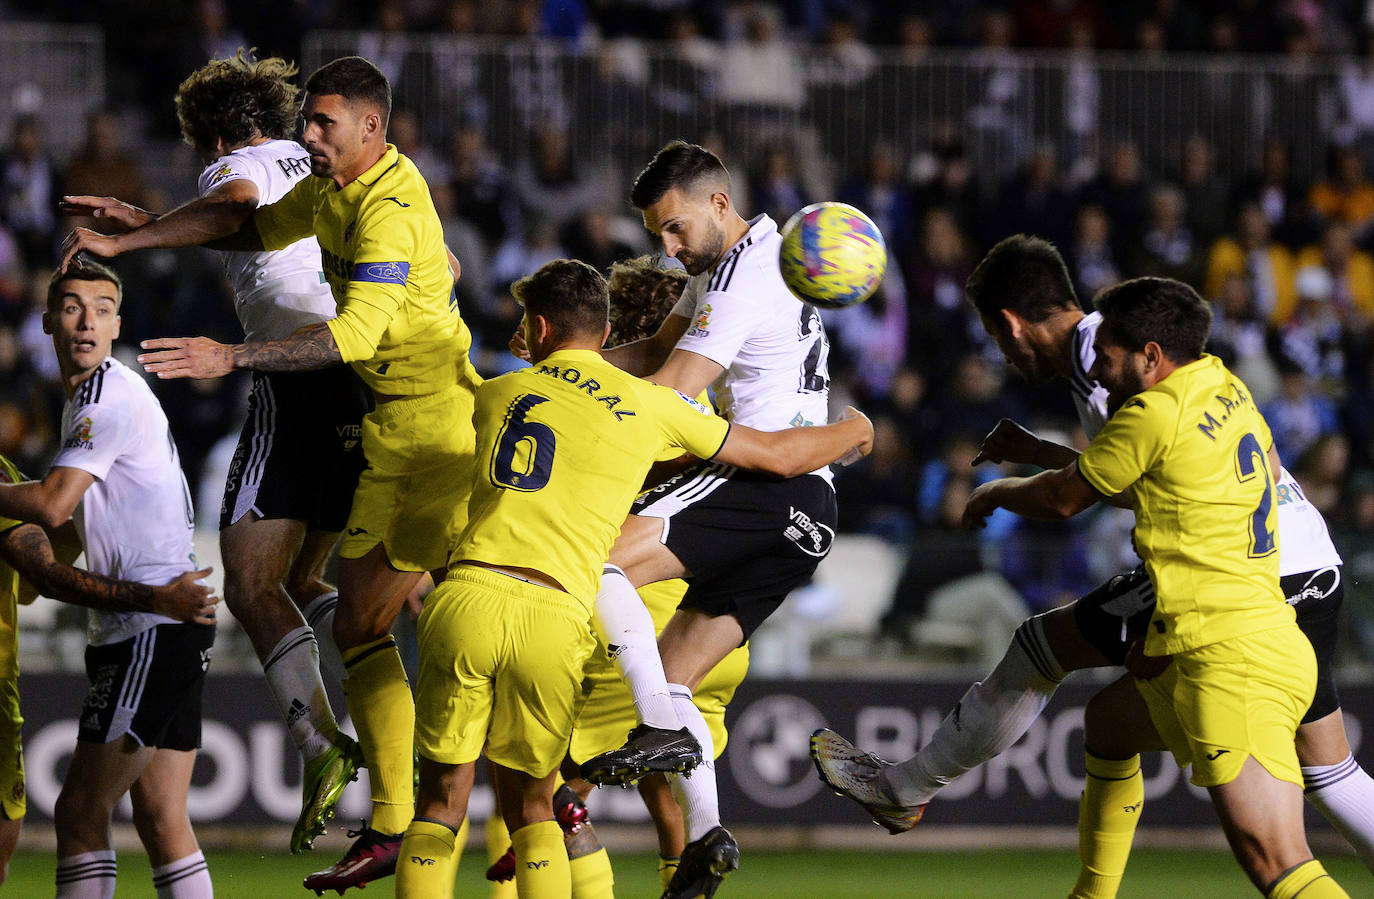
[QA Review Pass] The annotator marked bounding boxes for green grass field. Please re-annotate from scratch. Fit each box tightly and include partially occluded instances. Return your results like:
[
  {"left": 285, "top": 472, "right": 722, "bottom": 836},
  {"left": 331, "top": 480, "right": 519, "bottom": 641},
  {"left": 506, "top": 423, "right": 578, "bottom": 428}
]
[{"left": 6, "top": 848, "right": 1369, "bottom": 897}]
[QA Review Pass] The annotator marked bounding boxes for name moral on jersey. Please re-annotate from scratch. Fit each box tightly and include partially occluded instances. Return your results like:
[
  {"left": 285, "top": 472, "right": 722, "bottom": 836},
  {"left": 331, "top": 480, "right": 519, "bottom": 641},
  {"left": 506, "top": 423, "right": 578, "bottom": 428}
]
[{"left": 535, "top": 364, "right": 636, "bottom": 420}]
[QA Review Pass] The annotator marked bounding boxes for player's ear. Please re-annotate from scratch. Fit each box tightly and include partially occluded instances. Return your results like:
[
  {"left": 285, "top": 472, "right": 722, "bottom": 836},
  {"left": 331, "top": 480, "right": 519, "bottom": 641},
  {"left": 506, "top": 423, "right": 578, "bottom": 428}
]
[
  {"left": 999, "top": 307, "right": 1025, "bottom": 338},
  {"left": 111, "top": 314, "right": 121, "bottom": 341},
  {"left": 40, "top": 311, "right": 52, "bottom": 335},
  {"left": 709, "top": 190, "right": 730, "bottom": 217}
]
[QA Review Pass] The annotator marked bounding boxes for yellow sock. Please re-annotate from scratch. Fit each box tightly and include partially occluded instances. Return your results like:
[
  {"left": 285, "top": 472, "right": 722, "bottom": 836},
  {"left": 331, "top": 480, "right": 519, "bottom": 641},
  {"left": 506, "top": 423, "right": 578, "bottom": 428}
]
[
  {"left": 342, "top": 636, "right": 414, "bottom": 834},
  {"left": 570, "top": 847, "right": 614, "bottom": 898},
  {"left": 1266, "top": 860, "right": 1349, "bottom": 899},
  {"left": 397, "top": 818, "right": 457, "bottom": 899},
  {"left": 511, "top": 820, "right": 570, "bottom": 899},
  {"left": 657, "top": 856, "right": 679, "bottom": 893},
  {"left": 1070, "top": 752, "right": 1143, "bottom": 899},
  {"left": 486, "top": 814, "right": 517, "bottom": 899}
]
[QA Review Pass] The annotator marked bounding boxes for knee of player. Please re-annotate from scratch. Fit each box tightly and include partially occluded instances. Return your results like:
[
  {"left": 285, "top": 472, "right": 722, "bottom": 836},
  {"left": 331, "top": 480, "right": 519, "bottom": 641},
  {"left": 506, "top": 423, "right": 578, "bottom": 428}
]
[{"left": 1082, "top": 691, "right": 1132, "bottom": 758}]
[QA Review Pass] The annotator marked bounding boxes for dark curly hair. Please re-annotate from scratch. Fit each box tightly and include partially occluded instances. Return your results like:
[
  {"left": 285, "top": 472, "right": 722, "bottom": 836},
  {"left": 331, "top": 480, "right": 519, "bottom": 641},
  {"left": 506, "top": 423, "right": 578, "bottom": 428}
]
[
  {"left": 606, "top": 256, "right": 688, "bottom": 346},
  {"left": 174, "top": 50, "right": 301, "bottom": 158}
]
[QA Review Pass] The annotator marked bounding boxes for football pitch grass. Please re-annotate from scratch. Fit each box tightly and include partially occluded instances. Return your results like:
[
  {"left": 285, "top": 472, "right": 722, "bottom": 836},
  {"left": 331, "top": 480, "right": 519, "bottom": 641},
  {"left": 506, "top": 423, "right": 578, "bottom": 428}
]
[{"left": 5, "top": 848, "right": 1368, "bottom": 897}]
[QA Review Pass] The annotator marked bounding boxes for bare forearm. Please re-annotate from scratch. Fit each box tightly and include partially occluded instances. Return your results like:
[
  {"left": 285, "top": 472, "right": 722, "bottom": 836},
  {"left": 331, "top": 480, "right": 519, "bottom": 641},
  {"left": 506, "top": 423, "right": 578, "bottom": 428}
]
[
  {"left": 602, "top": 336, "right": 665, "bottom": 377},
  {"left": 1, "top": 526, "right": 149, "bottom": 612},
  {"left": 1030, "top": 439, "right": 1081, "bottom": 470},
  {"left": 117, "top": 195, "right": 262, "bottom": 253},
  {"left": 0, "top": 482, "right": 68, "bottom": 530},
  {"left": 231, "top": 322, "right": 343, "bottom": 372}
]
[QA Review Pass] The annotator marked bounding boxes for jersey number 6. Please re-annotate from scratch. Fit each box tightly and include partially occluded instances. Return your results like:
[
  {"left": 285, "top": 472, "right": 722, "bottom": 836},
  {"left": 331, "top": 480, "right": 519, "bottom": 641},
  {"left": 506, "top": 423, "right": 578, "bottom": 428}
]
[{"left": 490, "top": 393, "right": 555, "bottom": 492}]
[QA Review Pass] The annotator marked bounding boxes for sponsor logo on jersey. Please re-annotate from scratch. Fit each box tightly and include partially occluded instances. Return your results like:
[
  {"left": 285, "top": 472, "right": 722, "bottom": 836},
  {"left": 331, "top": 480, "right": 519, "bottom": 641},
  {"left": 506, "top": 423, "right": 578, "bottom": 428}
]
[
  {"left": 337, "top": 424, "right": 361, "bottom": 451},
  {"left": 382, "top": 196, "right": 411, "bottom": 207},
  {"left": 63, "top": 416, "right": 95, "bottom": 450},
  {"left": 687, "top": 303, "right": 712, "bottom": 337},
  {"left": 206, "top": 163, "right": 236, "bottom": 187},
  {"left": 352, "top": 261, "right": 410, "bottom": 285},
  {"left": 783, "top": 506, "right": 834, "bottom": 558}
]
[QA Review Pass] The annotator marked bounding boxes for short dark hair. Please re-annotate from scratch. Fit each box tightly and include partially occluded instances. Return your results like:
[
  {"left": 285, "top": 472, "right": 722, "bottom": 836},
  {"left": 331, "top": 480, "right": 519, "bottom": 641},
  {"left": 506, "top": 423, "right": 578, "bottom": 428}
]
[
  {"left": 174, "top": 50, "right": 301, "bottom": 157},
  {"left": 630, "top": 140, "right": 731, "bottom": 209},
  {"left": 606, "top": 256, "right": 688, "bottom": 346},
  {"left": 965, "top": 234, "right": 1080, "bottom": 323},
  {"left": 305, "top": 56, "right": 392, "bottom": 129},
  {"left": 512, "top": 259, "right": 608, "bottom": 341},
  {"left": 1094, "top": 277, "right": 1212, "bottom": 364},
  {"left": 48, "top": 261, "right": 123, "bottom": 312}
]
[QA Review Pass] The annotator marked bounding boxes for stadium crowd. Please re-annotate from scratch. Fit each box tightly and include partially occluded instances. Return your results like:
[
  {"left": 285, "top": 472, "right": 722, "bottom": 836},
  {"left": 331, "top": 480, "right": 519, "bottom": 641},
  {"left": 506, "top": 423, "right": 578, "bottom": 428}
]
[{"left": 3, "top": 0, "right": 1374, "bottom": 664}]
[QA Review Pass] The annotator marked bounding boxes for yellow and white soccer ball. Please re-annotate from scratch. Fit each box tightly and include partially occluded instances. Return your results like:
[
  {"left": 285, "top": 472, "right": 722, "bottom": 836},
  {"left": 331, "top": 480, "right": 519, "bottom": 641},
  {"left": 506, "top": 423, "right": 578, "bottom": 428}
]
[{"left": 778, "top": 202, "right": 887, "bottom": 309}]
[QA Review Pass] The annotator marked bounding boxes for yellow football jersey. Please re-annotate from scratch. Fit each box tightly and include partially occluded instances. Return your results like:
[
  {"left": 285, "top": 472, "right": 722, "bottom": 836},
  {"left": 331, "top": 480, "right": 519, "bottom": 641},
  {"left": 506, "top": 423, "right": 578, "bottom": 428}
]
[
  {"left": 452, "top": 349, "right": 730, "bottom": 607},
  {"left": 0, "top": 454, "right": 22, "bottom": 680},
  {"left": 1078, "top": 354, "right": 1293, "bottom": 655},
  {"left": 253, "top": 144, "right": 480, "bottom": 396}
]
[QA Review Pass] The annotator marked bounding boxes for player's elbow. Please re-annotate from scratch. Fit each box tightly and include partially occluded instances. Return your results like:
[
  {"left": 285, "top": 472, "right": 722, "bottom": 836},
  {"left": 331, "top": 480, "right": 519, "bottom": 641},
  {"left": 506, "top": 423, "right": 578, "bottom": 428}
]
[{"left": 31, "top": 506, "right": 71, "bottom": 531}]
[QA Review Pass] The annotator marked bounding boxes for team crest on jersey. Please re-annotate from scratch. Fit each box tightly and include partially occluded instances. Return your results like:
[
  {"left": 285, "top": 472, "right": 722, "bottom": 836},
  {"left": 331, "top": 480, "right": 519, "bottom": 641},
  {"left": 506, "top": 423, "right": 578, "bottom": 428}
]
[
  {"left": 672, "top": 390, "right": 712, "bottom": 416},
  {"left": 353, "top": 261, "right": 410, "bottom": 284},
  {"left": 688, "top": 303, "right": 712, "bottom": 337},
  {"left": 63, "top": 416, "right": 95, "bottom": 450}
]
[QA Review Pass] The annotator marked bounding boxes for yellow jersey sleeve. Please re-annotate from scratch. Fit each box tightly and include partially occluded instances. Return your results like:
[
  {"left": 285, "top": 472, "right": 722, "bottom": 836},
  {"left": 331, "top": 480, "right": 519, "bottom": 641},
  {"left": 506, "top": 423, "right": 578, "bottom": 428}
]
[
  {"left": 645, "top": 386, "right": 731, "bottom": 461},
  {"left": 1077, "top": 392, "right": 1175, "bottom": 500},
  {"left": 252, "top": 177, "right": 319, "bottom": 251}
]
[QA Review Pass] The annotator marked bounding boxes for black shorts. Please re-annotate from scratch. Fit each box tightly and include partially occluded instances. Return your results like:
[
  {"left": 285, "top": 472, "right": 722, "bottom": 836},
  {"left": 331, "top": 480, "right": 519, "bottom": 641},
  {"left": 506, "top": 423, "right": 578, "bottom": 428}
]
[
  {"left": 1285, "top": 566, "right": 1343, "bottom": 723},
  {"left": 79, "top": 624, "right": 215, "bottom": 750},
  {"left": 219, "top": 366, "right": 370, "bottom": 532},
  {"left": 1073, "top": 564, "right": 1157, "bottom": 666},
  {"left": 632, "top": 462, "right": 837, "bottom": 640}
]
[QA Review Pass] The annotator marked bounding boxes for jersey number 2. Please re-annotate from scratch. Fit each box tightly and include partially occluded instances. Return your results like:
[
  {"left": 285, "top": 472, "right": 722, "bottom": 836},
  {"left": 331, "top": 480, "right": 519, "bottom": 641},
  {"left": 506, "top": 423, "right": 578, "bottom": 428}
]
[
  {"left": 1234, "top": 432, "right": 1276, "bottom": 557},
  {"left": 490, "top": 393, "right": 555, "bottom": 492}
]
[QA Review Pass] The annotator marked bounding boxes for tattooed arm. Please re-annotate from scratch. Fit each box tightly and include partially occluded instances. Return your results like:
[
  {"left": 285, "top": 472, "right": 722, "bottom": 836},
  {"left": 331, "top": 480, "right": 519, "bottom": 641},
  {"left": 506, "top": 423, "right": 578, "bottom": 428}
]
[
  {"left": 136, "top": 322, "right": 342, "bottom": 380},
  {"left": 0, "top": 523, "right": 219, "bottom": 624}
]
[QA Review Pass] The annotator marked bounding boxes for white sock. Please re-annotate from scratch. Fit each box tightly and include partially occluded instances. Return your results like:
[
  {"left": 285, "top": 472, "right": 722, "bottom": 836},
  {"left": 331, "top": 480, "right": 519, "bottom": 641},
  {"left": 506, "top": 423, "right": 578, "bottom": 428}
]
[
  {"left": 303, "top": 591, "right": 345, "bottom": 685},
  {"left": 667, "top": 683, "right": 720, "bottom": 842},
  {"left": 264, "top": 626, "right": 338, "bottom": 761},
  {"left": 1303, "top": 753, "right": 1374, "bottom": 872},
  {"left": 884, "top": 617, "right": 1065, "bottom": 805},
  {"left": 56, "top": 849, "right": 117, "bottom": 899},
  {"left": 594, "top": 565, "right": 679, "bottom": 730},
  {"left": 152, "top": 850, "right": 212, "bottom": 899}
]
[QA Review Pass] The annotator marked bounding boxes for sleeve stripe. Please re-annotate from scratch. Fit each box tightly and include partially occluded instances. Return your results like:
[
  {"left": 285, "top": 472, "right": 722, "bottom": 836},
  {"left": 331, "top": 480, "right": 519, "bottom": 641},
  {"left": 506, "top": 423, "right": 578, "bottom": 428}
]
[{"left": 704, "top": 421, "right": 732, "bottom": 461}]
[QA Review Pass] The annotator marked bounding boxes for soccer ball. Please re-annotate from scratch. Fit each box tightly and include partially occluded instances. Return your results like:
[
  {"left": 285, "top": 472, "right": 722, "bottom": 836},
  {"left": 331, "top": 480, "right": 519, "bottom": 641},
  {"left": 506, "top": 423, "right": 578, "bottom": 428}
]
[{"left": 778, "top": 202, "right": 887, "bottom": 309}]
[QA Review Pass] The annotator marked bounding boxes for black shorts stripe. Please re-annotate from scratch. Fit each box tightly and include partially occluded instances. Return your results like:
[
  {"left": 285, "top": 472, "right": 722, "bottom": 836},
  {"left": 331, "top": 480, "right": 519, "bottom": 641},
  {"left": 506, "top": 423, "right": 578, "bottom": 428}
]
[{"left": 115, "top": 629, "right": 155, "bottom": 715}]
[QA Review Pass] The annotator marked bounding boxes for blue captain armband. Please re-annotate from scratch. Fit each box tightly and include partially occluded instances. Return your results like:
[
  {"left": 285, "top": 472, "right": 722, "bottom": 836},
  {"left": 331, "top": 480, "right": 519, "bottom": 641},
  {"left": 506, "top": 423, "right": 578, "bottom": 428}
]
[{"left": 352, "top": 261, "right": 410, "bottom": 284}]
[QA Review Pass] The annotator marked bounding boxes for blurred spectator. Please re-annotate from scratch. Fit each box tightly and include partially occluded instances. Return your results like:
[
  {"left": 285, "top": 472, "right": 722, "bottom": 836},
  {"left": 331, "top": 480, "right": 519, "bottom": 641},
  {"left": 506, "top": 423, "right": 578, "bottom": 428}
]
[
  {"left": 1272, "top": 264, "right": 1348, "bottom": 387},
  {"left": 749, "top": 139, "right": 810, "bottom": 226},
  {"left": 832, "top": 416, "right": 920, "bottom": 542},
  {"left": 511, "top": 123, "right": 606, "bottom": 230},
  {"left": 1130, "top": 183, "right": 1202, "bottom": 287},
  {"left": 894, "top": 13, "right": 934, "bottom": 63},
  {"left": 1203, "top": 200, "right": 1297, "bottom": 326},
  {"left": 1016, "top": 0, "right": 1113, "bottom": 50},
  {"left": 61, "top": 112, "right": 147, "bottom": 233},
  {"left": 389, "top": 108, "right": 448, "bottom": 184},
  {"left": 0, "top": 324, "right": 49, "bottom": 472},
  {"left": 448, "top": 121, "right": 522, "bottom": 250},
  {"left": 1078, "top": 140, "right": 1149, "bottom": 259},
  {"left": 841, "top": 142, "right": 914, "bottom": 261},
  {"left": 911, "top": 141, "right": 982, "bottom": 248},
  {"left": 650, "top": 10, "right": 720, "bottom": 133},
  {"left": 1295, "top": 222, "right": 1374, "bottom": 326},
  {"left": 1308, "top": 143, "right": 1374, "bottom": 243},
  {"left": 933, "top": 352, "right": 1026, "bottom": 445},
  {"left": 965, "top": 9, "right": 1030, "bottom": 181},
  {"left": 1233, "top": 138, "right": 1309, "bottom": 247},
  {"left": 1292, "top": 431, "right": 1351, "bottom": 518},
  {"left": 1329, "top": 469, "right": 1374, "bottom": 660},
  {"left": 1340, "top": 33, "right": 1374, "bottom": 168},
  {"left": 559, "top": 209, "right": 641, "bottom": 273},
  {"left": 903, "top": 208, "right": 978, "bottom": 388},
  {"left": 0, "top": 114, "right": 57, "bottom": 270},
  {"left": 1067, "top": 203, "right": 1121, "bottom": 303},
  {"left": 1264, "top": 358, "right": 1342, "bottom": 466},
  {"left": 826, "top": 276, "right": 907, "bottom": 404},
  {"left": 1207, "top": 273, "right": 1281, "bottom": 405},
  {"left": 490, "top": 219, "right": 568, "bottom": 316},
  {"left": 357, "top": 0, "right": 414, "bottom": 86},
  {"left": 808, "top": 11, "right": 877, "bottom": 88},
  {"left": 1175, "top": 135, "right": 1231, "bottom": 247},
  {"left": 1060, "top": 16, "right": 1102, "bottom": 168},
  {"left": 717, "top": 3, "right": 805, "bottom": 113},
  {"left": 993, "top": 143, "right": 1072, "bottom": 249},
  {"left": 430, "top": 180, "right": 491, "bottom": 325}
]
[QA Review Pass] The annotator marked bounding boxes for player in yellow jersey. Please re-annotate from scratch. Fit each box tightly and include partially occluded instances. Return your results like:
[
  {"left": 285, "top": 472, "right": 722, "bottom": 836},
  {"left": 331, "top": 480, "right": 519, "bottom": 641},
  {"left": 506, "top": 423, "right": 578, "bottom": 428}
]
[
  {"left": 93, "top": 56, "right": 478, "bottom": 891},
  {"left": 959, "top": 278, "right": 1347, "bottom": 899},
  {"left": 397, "top": 258, "right": 872, "bottom": 899},
  {"left": 0, "top": 455, "right": 216, "bottom": 886}
]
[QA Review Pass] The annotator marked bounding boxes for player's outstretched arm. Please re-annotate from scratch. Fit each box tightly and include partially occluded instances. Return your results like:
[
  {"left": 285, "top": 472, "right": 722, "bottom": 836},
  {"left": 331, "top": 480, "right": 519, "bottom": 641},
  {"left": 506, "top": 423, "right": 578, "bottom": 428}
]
[
  {"left": 972, "top": 418, "right": 1080, "bottom": 469},
  {"left": 961, "top": 463, "right": 1102, "bottom": 529},
  {"left": 714, "top": 406, "right": 874, "bottom": 479},
  {"left": 139, "top": 321, "right": 342, "bottom": 380},
  {"left": 602, "top": 313, "right": 695, "bottom": 378},
  {"left": 58, "top": 180, "right": 265, "bottom": 271},
  {"left": 0, "top": 467, "right": 94, "bottom": 530},
  {"left": 0, "top": 523, "right": 219, "bottom": 624}
]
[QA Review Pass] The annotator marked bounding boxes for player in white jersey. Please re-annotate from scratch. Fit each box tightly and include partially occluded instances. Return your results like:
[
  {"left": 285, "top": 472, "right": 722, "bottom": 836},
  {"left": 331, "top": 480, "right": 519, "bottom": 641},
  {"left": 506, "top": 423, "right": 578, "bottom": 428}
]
[
  {"left": 555, "top": 141, "right": 837, "bottom": 899},
  {"left": 58, "top": 51, "right": 368, "bottom": 853},
  {"left": 0, "top": 263, "right": 216, "bottom": 898},
  {"left": 811, "top": 235, "right": 1374, "bottom": 876}
]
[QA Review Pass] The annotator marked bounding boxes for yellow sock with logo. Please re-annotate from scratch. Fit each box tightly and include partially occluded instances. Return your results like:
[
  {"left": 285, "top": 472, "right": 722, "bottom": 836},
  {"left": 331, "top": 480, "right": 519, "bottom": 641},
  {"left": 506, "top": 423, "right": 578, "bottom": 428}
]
[
  {"left": 341, "top": 635, "right": 414, "bottom": 835},
  {"left": 511, "top": 820, "right": 570, "bottom": 899},
  {"left": 570, "top": 846, "right": 614, "bottom": 898},
  {"left": 486, "top": 814, "right": 517, "bottom": 899},
  {"left": 1070, "top": 752, "right": 1143, "bottom": 899},
  {"left": 658, "top": 856, "right": 679, "bottom": 892},
  {"left": 1266, "top": 860, "right": 1349, "bottom": 898},
  {"left": 396, "top": 818, "right": 456, "bottom": 898}
]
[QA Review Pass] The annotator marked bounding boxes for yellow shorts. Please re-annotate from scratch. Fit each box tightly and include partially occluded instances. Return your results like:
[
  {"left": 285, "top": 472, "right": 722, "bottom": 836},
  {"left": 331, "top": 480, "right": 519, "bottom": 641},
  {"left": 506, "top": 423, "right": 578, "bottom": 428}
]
[
  {"left": 1136, "top": 625, "right": 1316, "bottom": 788},
  {"left": 414, "top": 565, "right": 596, "bottom": 776},
  {"left": 0, "top": 677, "right": 24, "bottom": 820},
  {"left": 570, "top": 579, "right": 750, "bottom": 763},
  {"left": 339, "top": 383, "right": 476, "bottom": 572}
]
